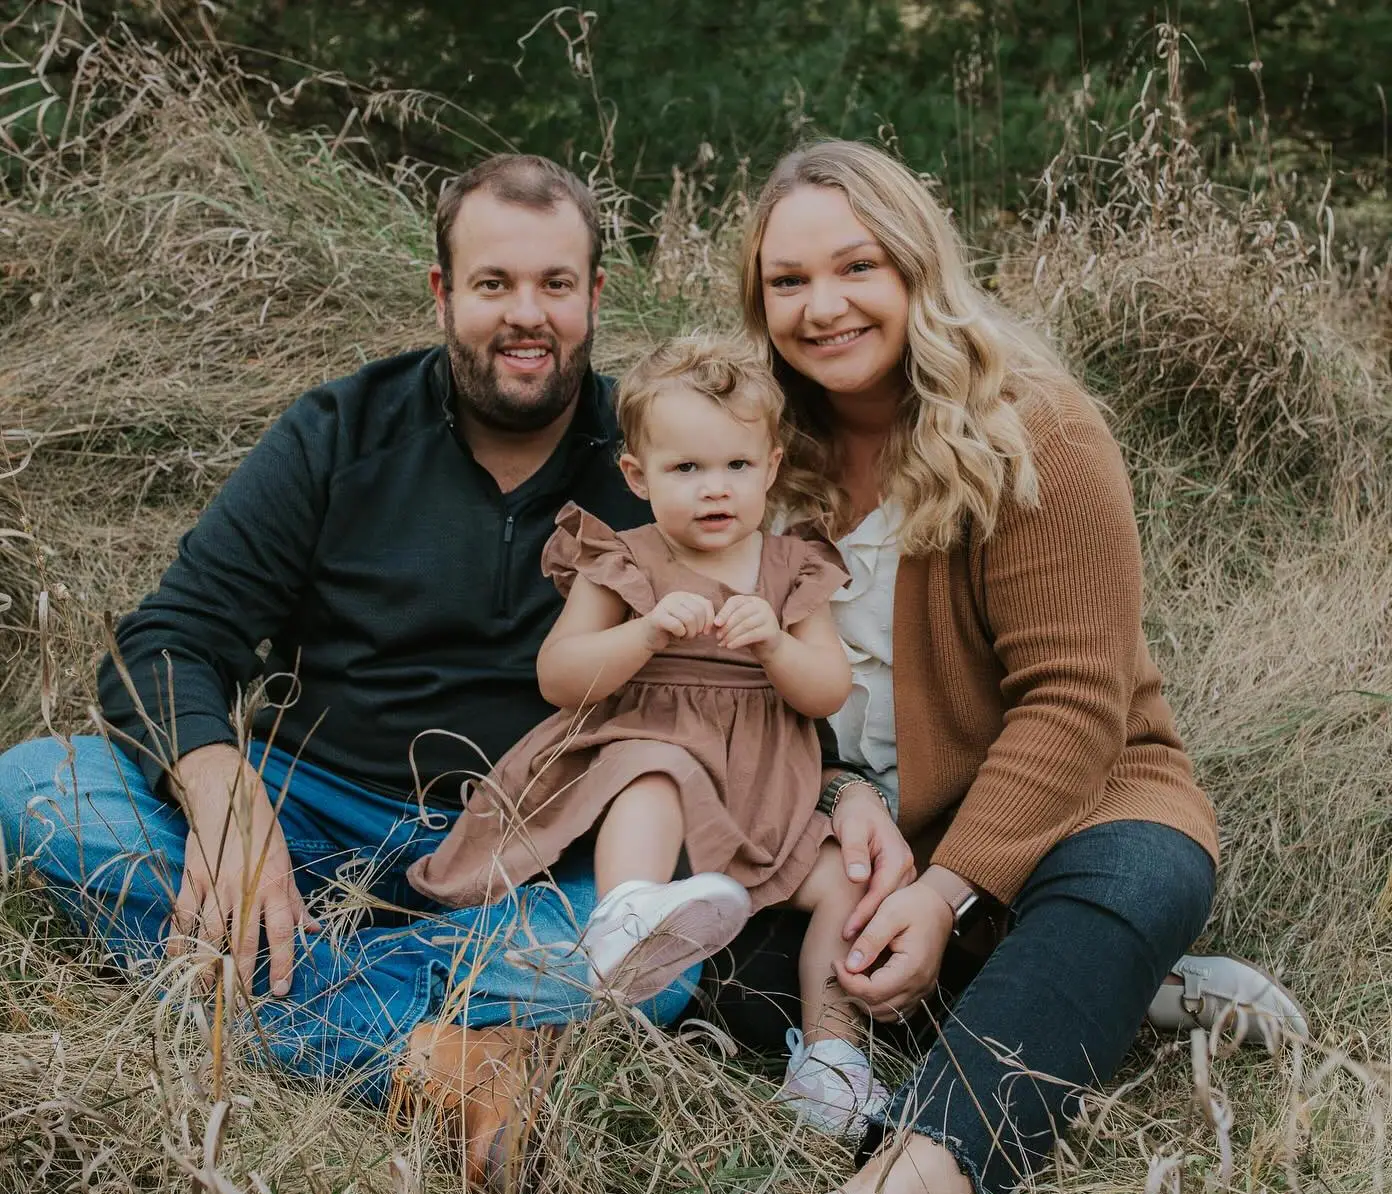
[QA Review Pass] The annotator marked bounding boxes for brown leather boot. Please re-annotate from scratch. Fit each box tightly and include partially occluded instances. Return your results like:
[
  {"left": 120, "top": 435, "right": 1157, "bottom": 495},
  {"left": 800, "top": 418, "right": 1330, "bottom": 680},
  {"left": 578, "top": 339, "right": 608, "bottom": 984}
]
[{"left": 388, "top": 1022, "right": 561, "bottom": 1189}]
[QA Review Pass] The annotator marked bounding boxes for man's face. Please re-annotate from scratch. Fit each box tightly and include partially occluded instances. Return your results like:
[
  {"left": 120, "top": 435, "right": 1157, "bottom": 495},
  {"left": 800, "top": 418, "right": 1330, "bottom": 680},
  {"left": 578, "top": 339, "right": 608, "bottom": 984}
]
[{"left": 429, "top": 191, "right": 605, "bottom": 433}]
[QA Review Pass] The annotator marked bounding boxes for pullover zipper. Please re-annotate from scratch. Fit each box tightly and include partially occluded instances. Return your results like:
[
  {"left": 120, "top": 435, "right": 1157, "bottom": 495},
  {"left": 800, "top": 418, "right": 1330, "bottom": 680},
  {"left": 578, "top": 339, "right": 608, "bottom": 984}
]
[{"left": 494, "top": 513, "right": 516, "bottom": 615}]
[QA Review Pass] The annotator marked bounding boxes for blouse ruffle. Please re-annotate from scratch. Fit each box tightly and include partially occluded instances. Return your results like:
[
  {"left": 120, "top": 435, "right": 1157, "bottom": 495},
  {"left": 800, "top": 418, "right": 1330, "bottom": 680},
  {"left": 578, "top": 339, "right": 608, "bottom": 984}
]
[{"left": 780, "top": 538, "right": 852, "bottom": 628}]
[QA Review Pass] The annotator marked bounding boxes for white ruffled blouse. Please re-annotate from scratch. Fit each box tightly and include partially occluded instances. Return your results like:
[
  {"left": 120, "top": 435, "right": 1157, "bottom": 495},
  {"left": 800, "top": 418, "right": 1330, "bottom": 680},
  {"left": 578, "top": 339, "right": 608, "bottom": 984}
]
[{"left": 826, "top": 503, "right": 902, "bottom": 820}]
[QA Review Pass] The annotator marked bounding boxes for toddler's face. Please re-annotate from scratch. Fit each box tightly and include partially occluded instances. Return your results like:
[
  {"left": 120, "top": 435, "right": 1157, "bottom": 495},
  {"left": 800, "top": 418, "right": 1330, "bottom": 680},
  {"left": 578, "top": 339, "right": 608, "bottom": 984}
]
[{"left": 620, "top": 385, "right": 782, "bottom": 555}]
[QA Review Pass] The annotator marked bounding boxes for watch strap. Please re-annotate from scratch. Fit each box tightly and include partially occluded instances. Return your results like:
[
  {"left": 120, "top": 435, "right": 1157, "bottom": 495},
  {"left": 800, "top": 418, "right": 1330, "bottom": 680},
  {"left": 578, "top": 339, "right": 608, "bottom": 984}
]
[
  {"left": 922, "top": 865, "right": 984, "bottom": 937},
  {"left": 816, "top": 772, "right": 891, "bottom": 819}
]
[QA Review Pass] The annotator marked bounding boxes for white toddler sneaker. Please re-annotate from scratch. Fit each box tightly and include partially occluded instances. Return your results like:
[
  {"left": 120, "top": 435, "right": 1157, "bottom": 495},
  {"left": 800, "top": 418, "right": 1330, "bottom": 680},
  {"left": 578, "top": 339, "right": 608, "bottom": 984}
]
[
  {"left": 580, "top": 873, "right": 752, "bottom": 1005},
  {"left": 778, "top": 1028, "right": 889, "bottom": 1138}
]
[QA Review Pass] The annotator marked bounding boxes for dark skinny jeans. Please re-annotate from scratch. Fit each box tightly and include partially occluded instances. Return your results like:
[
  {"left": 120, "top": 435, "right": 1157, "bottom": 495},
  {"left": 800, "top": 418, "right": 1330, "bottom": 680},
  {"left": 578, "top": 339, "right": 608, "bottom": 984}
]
[{"left": 703, "top": 819, "right": 1215, "bottom": 1194}]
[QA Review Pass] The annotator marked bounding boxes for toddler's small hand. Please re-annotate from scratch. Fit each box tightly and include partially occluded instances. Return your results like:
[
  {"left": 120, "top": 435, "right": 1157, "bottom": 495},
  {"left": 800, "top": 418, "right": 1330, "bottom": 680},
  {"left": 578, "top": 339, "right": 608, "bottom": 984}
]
[
  {"left": 644, "top": 590, "right": 716, "bottom": 648},
  {"left": 715, "top": 594, "right": 783, "bottom": 657}
]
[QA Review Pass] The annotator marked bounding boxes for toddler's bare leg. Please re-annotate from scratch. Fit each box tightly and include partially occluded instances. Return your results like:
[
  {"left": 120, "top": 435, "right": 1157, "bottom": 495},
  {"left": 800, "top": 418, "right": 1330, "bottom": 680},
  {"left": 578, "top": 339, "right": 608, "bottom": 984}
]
[
  {"left": 593, "top": 772, "right": 683, "bottom": 898},
  {"left": 789, "top": 841, "right": 869, "bottom": 1043}
]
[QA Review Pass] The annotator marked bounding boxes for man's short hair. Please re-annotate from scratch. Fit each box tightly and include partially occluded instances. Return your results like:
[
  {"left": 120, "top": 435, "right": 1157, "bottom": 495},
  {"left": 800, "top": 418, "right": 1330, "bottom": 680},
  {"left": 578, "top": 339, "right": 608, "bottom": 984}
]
[{"left": 435, "top": 155, "right": 602, "bottom": 289}]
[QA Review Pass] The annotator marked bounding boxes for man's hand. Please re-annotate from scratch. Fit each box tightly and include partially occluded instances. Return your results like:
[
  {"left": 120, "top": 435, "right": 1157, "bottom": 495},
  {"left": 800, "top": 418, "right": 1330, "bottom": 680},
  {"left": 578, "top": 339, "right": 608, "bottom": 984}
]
[
  {"left": 834, "top": 877, "right": 954, "bottom": 1020},
  {"left": 714, "top": 594, "right": 783, "bottom": 657},
  {"left": 166, "top": 743, "right": 316, "bottom": 996},
  {"left": 830, "top": 781, "right": 916, "bottom": 941}
]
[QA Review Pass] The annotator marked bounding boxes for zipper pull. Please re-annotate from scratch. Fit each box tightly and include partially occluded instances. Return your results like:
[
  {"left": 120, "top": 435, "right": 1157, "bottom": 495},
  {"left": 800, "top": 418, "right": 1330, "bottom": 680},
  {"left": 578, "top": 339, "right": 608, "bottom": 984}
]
[{"left": 503, "top": 514, "right": 515, "bottom": 543}]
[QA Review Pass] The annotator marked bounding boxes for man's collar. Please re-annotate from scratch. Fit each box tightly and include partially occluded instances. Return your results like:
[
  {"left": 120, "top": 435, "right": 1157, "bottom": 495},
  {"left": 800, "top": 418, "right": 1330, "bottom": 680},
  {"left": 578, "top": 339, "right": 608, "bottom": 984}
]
[{"left": 432, "top": 344, "right": 611, "bottom": 447}]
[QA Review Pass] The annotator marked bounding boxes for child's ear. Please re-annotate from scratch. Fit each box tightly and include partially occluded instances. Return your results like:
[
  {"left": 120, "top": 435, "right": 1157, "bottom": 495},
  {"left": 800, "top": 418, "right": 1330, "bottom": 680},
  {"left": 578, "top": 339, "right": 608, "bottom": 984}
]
[
  {"left": 765, "top": 444, "right": 784, "bottom": 491},
  {"left": 618, "top": 452, "right": 649, "bottom": 500}
]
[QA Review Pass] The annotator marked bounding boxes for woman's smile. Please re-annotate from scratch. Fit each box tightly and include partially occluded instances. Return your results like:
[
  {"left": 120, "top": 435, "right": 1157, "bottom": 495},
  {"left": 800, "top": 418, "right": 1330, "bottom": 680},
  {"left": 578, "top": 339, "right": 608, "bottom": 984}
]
[{"left": 803, "top": 326, "right": 873, "bottom": 353}]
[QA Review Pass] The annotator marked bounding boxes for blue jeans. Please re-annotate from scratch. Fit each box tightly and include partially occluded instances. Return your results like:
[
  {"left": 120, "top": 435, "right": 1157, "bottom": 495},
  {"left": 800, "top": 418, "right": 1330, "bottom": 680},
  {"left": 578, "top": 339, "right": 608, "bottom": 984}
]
[
  {"left": 0, "top": 735, "right": 696, "bottom": 1103},
  {"left": 709, "top": 820, "right": 1215, "bottom": 1194}
]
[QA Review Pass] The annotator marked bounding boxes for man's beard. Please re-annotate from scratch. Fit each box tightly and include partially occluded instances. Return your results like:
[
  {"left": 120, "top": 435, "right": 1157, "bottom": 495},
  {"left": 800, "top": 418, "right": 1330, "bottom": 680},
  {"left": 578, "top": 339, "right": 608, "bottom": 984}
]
[{"left": 445, "top": 317, "right": 594, "bottom": 434}]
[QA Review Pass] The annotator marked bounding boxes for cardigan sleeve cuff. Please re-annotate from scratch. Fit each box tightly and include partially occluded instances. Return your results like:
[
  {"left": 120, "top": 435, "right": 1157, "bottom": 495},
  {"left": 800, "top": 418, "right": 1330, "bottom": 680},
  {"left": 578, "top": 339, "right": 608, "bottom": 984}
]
[{"left": 929, "top": 824, "right": 1060, "bottom": 907}]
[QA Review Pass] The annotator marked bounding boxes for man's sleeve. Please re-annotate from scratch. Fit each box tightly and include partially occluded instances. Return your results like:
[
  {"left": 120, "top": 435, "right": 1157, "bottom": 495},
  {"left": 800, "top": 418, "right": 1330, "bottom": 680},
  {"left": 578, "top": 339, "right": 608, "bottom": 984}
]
[{"left": 97, "top": 390, "right": 336, "bottom": 792}]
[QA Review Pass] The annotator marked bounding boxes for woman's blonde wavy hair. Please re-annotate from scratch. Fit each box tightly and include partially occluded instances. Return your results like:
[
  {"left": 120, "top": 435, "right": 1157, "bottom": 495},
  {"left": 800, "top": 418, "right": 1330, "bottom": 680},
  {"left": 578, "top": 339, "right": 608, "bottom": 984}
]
[{"left": 741, "top": 140, "right": 1077, "bottom": 554}]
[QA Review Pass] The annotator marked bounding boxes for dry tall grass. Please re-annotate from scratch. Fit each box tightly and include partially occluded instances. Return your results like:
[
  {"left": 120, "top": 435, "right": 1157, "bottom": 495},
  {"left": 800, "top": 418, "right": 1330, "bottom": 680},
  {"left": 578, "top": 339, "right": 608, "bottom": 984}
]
[
  {"left": 1009, "top": 42, "right": 1391, "bottom": 521},
  {"left": 2, "top": 11, "right": 1391, "bottom": 1194}
]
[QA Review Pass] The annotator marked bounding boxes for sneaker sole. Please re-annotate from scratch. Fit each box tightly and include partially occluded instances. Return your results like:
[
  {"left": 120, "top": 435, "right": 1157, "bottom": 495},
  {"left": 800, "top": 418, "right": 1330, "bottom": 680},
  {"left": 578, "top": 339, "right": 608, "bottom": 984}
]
[{"left": 601, "top": 887, "right": 752, "bottom": 1005}]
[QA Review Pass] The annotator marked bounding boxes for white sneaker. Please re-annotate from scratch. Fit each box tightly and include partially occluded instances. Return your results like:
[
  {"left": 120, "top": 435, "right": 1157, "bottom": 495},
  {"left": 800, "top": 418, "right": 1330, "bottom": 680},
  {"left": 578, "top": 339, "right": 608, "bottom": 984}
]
[
  {"left": 580, "top": 874, "right": 752, "bottom": 1005},
  {"left": 777, "top": 1028, "right": 888, "bottom": 1138},
  {"left": 1147, "top": 954, "right": 1309, "bottom": 1047}
]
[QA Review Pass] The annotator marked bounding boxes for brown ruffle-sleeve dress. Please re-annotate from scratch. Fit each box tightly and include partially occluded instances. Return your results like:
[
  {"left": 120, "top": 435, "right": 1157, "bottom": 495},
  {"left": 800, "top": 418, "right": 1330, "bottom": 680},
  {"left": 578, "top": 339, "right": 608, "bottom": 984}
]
[{"left": 407, "top": 502, "right": 850, "bottom": 913}]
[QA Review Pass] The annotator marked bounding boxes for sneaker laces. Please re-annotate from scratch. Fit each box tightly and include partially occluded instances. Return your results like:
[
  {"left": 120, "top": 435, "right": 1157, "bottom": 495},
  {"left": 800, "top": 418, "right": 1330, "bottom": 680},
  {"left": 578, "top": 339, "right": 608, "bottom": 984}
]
[
  {"left": 780, "top": 1029, "right": 887, "bottom": 1135},
  {"left": 785, "top": 1027, "right": 814, "bottom": 1073}
]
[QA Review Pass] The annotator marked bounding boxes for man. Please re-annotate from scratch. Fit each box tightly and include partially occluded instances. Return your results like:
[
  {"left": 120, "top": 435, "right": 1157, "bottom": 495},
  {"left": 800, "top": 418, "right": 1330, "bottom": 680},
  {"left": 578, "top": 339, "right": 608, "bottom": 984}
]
[{"left": 0, "top": 155, "right": 703, "bottom": 1180}]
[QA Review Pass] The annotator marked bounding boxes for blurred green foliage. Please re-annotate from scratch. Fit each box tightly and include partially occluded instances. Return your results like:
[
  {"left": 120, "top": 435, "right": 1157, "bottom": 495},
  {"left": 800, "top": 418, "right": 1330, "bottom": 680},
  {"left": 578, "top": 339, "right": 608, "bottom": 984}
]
[{"left": 22, "top": 0, "right": 1392, "bottom": 221}]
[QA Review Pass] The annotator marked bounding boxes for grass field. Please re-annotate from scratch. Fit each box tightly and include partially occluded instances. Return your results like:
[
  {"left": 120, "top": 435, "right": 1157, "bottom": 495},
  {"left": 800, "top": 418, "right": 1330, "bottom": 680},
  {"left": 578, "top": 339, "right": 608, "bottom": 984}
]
[{"left": 2, "top": 11, "right": 1390, "bottom": 1193}]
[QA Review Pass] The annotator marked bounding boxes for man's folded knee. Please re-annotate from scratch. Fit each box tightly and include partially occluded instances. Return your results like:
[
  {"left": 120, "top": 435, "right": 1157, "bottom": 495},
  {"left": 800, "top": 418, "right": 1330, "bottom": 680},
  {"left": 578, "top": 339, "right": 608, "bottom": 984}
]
[
  {"left": 0, "top": 736, "right": 72, "bottom": 793},
  {"left": 0, "top": 735, "right": 173, "bottom": 880},
  {"left": 0, "top": 738, "right": 74, "bottom": 855},
  {"left": 0, "top": 734, "right": 136, "bottom": 796},
  {"left": 1, "top": 735, "right": 152, "bottom": 807}
]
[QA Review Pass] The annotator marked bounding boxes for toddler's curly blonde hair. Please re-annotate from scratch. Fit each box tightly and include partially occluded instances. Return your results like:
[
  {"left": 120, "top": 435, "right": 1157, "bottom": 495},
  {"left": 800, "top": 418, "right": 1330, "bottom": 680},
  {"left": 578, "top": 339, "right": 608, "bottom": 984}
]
[{"left": 615, "top": 333, "right": 784, "bottom": 455}]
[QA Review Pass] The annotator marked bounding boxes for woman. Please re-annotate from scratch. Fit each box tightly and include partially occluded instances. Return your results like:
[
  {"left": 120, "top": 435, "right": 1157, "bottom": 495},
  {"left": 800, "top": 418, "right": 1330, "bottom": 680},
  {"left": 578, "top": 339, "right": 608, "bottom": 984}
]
[{"left": 734, "top": 140, "right": 1307, "bottom": 1193}]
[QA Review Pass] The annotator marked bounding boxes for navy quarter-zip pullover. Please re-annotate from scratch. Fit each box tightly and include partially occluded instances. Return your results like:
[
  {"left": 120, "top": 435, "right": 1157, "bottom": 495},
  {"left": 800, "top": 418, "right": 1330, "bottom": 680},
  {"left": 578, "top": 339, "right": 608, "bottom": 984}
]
[{"left": 98, "top": 347, "right": 650, "bottom": 805}]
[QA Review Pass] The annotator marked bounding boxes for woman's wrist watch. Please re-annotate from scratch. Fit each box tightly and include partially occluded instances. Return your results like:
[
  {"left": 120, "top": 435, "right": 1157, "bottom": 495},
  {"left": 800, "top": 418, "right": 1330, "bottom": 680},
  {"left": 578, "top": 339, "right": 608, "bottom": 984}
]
[
  {"left": 817, "top": 772, "right": 891, "bottom": 819},
  {"left": 920, "top": 864, "right": 987, "bottom": 938}
]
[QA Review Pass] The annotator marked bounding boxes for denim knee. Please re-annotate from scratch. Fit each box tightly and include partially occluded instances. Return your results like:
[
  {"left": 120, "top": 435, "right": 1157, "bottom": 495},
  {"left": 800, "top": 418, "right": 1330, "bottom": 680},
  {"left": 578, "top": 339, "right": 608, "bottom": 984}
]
[
  {"left": 0, "top": 736, "right": 76, "bottom": 866},
  {"left": 1016, "top": 819, "right": 1215, "bottom": 954},
  {"left": 0, "top": 735, "right": 77, "bottom": 795}
]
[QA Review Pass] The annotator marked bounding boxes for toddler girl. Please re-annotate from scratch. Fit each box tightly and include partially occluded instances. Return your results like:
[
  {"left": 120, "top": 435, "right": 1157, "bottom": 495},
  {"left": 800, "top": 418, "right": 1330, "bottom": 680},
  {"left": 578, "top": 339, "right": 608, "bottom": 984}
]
[{"left": 410, "top": 334, "right": 887, "bottom": 1134}]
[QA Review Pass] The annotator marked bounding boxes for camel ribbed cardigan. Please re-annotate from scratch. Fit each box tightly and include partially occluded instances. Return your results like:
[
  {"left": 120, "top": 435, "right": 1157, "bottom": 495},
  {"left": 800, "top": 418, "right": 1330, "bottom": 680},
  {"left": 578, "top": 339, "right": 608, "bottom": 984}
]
[{"left": 891, "top": 386, "right": 1220, "bottom": 904}]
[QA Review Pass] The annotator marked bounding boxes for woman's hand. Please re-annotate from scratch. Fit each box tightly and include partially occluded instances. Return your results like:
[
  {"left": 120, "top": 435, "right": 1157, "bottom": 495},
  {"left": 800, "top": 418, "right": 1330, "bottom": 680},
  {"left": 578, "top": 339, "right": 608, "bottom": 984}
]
[
  {"left": 829, "top": 781, "right": 916, "bottom": 940},
  {"left": 834, "top": 875, "right": 954, "bottom": 1020}
]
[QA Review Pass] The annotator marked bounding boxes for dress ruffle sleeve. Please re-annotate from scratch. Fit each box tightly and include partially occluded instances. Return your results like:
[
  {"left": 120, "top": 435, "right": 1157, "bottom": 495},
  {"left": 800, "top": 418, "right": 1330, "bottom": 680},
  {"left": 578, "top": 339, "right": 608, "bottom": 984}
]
[
  {"left": 779, "top": 536, "right": 851, "bottom": 628},
  {"left": 542, "top": 502, "right": 657, "bottom": 614}
]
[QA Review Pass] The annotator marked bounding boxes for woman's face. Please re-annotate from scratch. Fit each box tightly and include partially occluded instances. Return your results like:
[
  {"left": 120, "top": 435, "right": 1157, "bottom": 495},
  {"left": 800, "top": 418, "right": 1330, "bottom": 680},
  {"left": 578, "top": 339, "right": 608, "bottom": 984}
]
[{"left": 758, "top": 185, "right": 910, "bottom": 405}]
